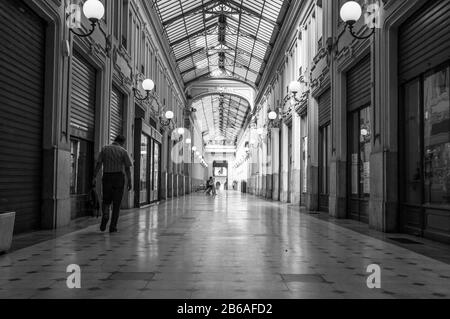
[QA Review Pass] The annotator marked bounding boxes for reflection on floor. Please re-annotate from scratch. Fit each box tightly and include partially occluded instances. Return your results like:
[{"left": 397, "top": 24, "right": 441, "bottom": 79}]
[{"left": 1, "top": 191, "right": 450, "bottom": 299}]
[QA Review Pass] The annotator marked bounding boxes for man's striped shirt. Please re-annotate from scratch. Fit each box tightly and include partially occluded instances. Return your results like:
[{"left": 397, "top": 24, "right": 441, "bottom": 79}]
[{"left": 97, "top": 143, "right": 133, "bottom": 173}]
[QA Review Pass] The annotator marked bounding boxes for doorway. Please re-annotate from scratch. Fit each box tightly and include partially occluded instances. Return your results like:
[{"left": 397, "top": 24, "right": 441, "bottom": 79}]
[
  {"left": 70, "top": 138, "right": 94, "bottom": 219},
  {"left": 400, "top": 63, "right": 450, "bottom": 242}
]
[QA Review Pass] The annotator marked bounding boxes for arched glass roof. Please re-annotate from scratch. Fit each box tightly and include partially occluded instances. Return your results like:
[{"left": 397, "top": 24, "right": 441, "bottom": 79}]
[
  {"left": 152, "top": 0, "right": 290, "bottom": 86},
  {"left": 192, "top": 93, "right": 251, "bottom": 143}
]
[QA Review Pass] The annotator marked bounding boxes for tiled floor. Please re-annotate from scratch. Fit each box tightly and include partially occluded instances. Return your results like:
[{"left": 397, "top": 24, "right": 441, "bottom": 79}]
[{"left": 1, "top": 191, "right": 450, "bottom": 299}]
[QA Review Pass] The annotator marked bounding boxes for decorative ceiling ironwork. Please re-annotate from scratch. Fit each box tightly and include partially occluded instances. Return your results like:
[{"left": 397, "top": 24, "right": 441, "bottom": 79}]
[{"left": 152, "top": 0, "right": 290, "bottom": 86}]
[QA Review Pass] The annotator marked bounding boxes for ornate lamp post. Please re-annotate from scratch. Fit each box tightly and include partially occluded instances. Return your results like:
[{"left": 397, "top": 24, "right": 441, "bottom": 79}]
[
  {"left": 133, "top": 79, "right": 155, "bottom": 101},
  {"left": 160, "top": 110, "right": 174, "bottom": 127},
  {"left": 69, "top": 0, "right": 105, "bottom": 37},
  {"left": 340, "top": 1, "right": 376, "bottom": 40}
]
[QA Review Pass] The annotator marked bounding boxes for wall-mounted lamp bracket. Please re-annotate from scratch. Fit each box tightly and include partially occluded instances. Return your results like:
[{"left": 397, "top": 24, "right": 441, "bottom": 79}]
[
  {"left": 70, "top": 20, "right": 98, "bottom": 38},
  {"left": 133, "top": 88, "right": 153, "bottom": 102},
  {"left": 347, "top": 22, "right": 376, "bottom": 40}
]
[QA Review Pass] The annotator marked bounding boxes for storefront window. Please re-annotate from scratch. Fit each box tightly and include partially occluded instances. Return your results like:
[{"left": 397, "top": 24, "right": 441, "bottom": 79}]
[
  {"left": 70, "top": 138, "right": 93, "bottom": 196},
  {"left": 360, "top": 107, "right": 371, "bottom": 196},
  {"left": 301, "top": 116, "right": 308, "bottom": 193},
  {"left": 140, "top": 134, "right": 149, "bottom": 204},
  {"left": 423, "top": 66, "right": 450, "bottom": 205},
  {"left": 70, "top": 139, "right": 79, "bottom": 194},
  {"left": 349, "top": 106, "right": 371, "bottom": 198},
  {"left": 319, "top": 125, "right": 331, "bottom": 195},
  {"left": 153, "top": 142, "right": 160, "bottom": 193},
  {"left": 404, "top": 79, "right": 422, "bottom": 205}
]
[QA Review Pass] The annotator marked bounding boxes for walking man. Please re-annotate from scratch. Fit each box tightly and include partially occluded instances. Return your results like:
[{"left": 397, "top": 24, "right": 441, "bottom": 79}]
[{"left": 92, "top": 135, "right": 133, "bottom": 233}]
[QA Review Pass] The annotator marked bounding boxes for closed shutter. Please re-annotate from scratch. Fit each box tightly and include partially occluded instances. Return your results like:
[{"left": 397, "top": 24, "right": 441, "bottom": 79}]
[
  {"left": 0, "top": 0, "right": 45, "bottom": 233},
  {"left": 347, "top": 54, "right": 371, "bottom": 112},
  {"left": 318, "top": 88, "right": 331, "bottom": 127},
  {"left": 71, "top": 51, "right": 96, "bottom": 141},
  {"left": 110, "top": 86, "right": 124, "bottom": 142},
  {"left": 399, "top": 0, "right": 450, "bottom": 83}
]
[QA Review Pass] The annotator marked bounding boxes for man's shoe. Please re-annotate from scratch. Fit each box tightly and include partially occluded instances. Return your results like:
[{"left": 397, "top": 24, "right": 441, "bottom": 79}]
[
  {"left": 100, "top": 220, "right": 108, "bottom": 232},
  {"left": 109, "top": 228, "right": 118, "bottom": 233}
]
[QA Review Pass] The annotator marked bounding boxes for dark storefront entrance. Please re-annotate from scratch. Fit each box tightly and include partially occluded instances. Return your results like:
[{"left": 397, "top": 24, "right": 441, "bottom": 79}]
[
  {"left": 399, "top": 0, "right": 450, "bottom": 243},
  {"left": 0, "top": 0, "right": 46, "bottom": 233},
  {"left": 134, "top": 118, "right": 162, "bottom": 206},
  {"left": 318, "top": 88, "right": 331, "bottom": 212},
  {"left": 347, "top": 54, "right": 371, "bottom": 223},
  {"left": 69, "top": 51, "right": 97, "bottom": 219}
]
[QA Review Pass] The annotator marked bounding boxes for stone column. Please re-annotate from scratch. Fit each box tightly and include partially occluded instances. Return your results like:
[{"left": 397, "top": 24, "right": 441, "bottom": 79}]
[
  {"left": 271, "top": 128, "right": 280, "bottom": 201},
  {"left": 369, "top": 24, "right": 399, "bottom": 232},
  {"left": 261, "top": 135, "right": 267, "bottom": 197},
  {"left": 306, "top": 96, "right": 319, "bottom": 211},
  {"left": 290, "top": 113, "right": 302, "bottom": 205},
  {"left": 265, "top": 132, "right": 273, "bottom": 199},
  {"left": 280, "top": 122, "right": 289, "bottom": 202}
]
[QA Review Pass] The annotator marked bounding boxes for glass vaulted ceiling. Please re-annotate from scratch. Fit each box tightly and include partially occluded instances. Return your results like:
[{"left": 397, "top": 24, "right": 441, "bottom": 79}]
[
  {"left": 152, "top": 0, "right": 289, "bottom": 86},
  {"left": 192, "top": 93, "right": 251, "bottom": 142}
]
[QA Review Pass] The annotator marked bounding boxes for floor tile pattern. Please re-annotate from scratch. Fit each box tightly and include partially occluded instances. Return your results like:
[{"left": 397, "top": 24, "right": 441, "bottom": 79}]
[{"left": 1, "top": 191, "right": 450, "bottom": 299}]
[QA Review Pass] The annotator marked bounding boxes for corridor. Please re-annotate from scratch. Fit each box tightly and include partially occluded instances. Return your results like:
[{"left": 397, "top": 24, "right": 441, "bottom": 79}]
[{"left": 1, "top": 192, "right": 450, "bottom": 299}]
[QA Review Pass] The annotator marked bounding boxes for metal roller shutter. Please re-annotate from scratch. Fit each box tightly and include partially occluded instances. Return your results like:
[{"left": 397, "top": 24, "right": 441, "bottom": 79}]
[
  {"left": 0, "top": 0, "right": 45, "bottom": 233},
  {"left": 71, "top": 51, "right": 96, "bottom": 141},
  {"left": 110, "top": 86, "right": 124, "bottom": 142},
  {"left": 399, "top": 0, "right": 450, "bottom": 83},
  {"left": 347, "top": 54, "right": 371, "bottom": 112},
  {"left": 318, "top": 88, "right": 331, "bottom": 127}
]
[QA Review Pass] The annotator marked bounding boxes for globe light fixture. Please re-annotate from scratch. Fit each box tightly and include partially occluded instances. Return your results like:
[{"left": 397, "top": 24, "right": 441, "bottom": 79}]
[
  {"left": 340, "top": 1, "right": 362, "bottom": 25},
  {"left": 159, "top": 110, "right": 174, "bottom": 127},
  {"left": 192, "top": 146, "right": 197, "bottom": 152},
  {"left": 142, "top": 79, "right": 155, "bottom": 91},
  {"left": 267, "top": 109, "right": 281, "bottom": 130},
  {"left": 361, "top": 128, "right": 369, "bottom": 136},
  {"left": 177, "top": 127, "right": 185, "bottom": 135},
  {"left": 70, "top": 0, "right": 105, "bottom": 37},
  {"left": 165, "top": 111, "right": 174, "bottom": 120},
  {"left": 185, "top": 138, "right": 192, "bottom": 144},
  {"left": 340, "top": 1, "right": 376, "bottom": 40},
  {"left": 268, "top": 111, "right": 277, "bottom": 121},
  {"left": 288, "top": 80, "right": 302, "bottom": 95},
  {"left": 134, "top": 78, "right": 155, "bottom": 101}
]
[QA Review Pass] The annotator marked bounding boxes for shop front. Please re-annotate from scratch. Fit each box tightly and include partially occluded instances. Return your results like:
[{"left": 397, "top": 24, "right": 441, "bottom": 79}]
[
  {"left": 0, "top": 0, "right": 46, "bottom": 232},
  {"left": 318, "top": 88, "right": 331, "bottom": 212},
  {"left": 70, "top": 51, "right": 97, "bottom": 219},
  {"left": 134, "top": 118, "right": 162, "bottom": 206},
  {"left": 346, "top": 54, "right": 372, "bottom": 223},
  {"left": 399, "top": 0, "right": 450, "bottom": 243}
]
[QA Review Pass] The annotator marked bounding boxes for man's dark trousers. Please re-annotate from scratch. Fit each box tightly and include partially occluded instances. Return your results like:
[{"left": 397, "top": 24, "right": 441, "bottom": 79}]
[{"left": 101, "top": 172, "right": 125, "bottom": 231}]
